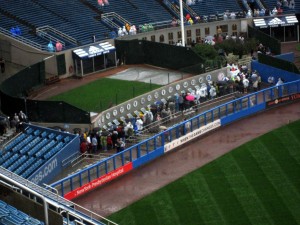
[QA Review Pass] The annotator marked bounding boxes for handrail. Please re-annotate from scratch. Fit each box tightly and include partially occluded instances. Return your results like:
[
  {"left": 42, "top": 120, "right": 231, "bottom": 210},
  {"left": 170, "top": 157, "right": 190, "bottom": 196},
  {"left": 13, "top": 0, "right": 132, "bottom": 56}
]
[
  {"left": 241, "top": 0, "right": 251, "bottom": 12},
  {"left": 101, "top": 16, "right": 120, "bottom": 29},
  {"left": 0, "top": 166, "right": 118, "bottom": 225},
  {"left": 37, "top": 30, "right": 66, "bottom": 47},
  {"left": 0, "top": 170, "right": 49, "bottom": 225},
  {"left": 102, "top": 12, "right": 131, "bottom": 26},
  {"left": 36, "top": 25, "right": 78, "bottom": 45},
  {"left": 163, "top": 0, "right": 180, "bottom": 18},
  {"left": 255, "top": 0, "right": 265, "bottom": 10},
  {"left": 177, "top": 0, "right": 199, "bottom": 18},
  {"left": 62, "top": 151, "right": 80, "bottom": 167},
  {"left": 0, "top": 27, "right": 47, "bottom": 51},
  {"left": 141, "top": 92, "right": 237, "bottom": 135}
]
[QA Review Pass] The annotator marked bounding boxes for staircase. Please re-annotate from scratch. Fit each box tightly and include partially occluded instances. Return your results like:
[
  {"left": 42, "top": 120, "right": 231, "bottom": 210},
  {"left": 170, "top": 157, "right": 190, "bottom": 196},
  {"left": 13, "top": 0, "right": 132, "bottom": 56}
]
[
  {"left": 162, "top": 0, "right": 182, "bottom": 19},
  {"left": 236, "top": 0, "right": 251, "bottom": 12},
  {"left": 174, "top": 0, "right": 200, "bottom": 19},
  {"left": 101, "top": 12, "right": 132, "bottom": 30},
  {"left": 36, "top": 25, "right": 78, "bottom": 46}
]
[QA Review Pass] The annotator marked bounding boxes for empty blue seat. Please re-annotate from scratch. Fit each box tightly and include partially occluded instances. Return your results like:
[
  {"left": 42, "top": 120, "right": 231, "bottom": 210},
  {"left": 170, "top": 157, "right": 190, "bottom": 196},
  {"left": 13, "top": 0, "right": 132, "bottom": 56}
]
[
  {"left": 48, "top": 133, "right": 55, "bottom": 139},
  {"left": 40, "top": 131, "right": 48, "bottom": 138},
  {"left": 25, "top": 127, "right": 33, "bottom": 134},
  {"left": 33, "top": 129, "right": 41, "bottom": 136}
]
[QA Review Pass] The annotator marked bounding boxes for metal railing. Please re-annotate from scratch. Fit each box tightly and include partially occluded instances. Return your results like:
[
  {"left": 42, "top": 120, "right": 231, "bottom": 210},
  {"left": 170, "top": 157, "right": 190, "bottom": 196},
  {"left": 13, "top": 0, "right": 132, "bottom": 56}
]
[
  {"left": 176, "top": 0, "right": 199, "bottom": 18},
  {"left": 163, "top": 0, "right": 181, "bottom": 19},
  {"left": 0, "top": 166, "right": 118, "bottom": 225},
  {"left": 36, "top": 25, "right": 78, "bottom": 45},
  {"left": 50, "top": 80, "right": 300, "bottom": 199},
  {"left": 102, "top": 12, "right": 131, "bottom": 27},
  {"left": 36, "top": 30, "right": 66, "bottom": 47},
  {"left": 254, "top": 0, "right": 265, "bottom": 10},
  {"left": 0, "top": 27, "right": 46, "bottom": 51}
]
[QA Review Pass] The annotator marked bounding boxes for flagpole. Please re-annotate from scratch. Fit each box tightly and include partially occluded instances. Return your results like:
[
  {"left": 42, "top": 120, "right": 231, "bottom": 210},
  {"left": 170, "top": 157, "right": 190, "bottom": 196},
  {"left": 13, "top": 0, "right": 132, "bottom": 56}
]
[{"left": 179, "top": 0, "right": 185, "bottom": 47}]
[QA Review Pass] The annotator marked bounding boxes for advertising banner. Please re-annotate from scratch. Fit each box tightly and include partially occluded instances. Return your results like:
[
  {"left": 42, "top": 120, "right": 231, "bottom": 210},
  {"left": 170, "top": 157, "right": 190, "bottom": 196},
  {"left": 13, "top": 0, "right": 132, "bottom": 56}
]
[
  {"left": 266, "top": 93, "right": 300, "bottom": 108},
  {"left": 64, "top": 162, "right": 133, "bottom": 200},
  {"left": 164, "top": 119, "right": 221, "bottom": 153}
]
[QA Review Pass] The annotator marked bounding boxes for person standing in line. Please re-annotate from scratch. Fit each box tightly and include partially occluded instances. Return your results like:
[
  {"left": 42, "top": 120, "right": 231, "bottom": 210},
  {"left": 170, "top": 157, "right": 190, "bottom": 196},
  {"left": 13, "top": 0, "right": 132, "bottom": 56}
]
[
  {"left": 91, "top": 134, "right": 98, "bottom": 154},
  {"left": 116, "top": 138, "right": 125, "bottom": 153}
]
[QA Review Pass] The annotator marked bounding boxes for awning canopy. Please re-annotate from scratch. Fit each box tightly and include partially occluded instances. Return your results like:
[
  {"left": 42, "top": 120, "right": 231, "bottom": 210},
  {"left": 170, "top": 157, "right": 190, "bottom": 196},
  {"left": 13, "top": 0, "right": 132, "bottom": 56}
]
[
  {"left": 73, "top": 42, "right": 116, "bottom": 59},
  {"left": 253, "top": 15, "right": 298, "bottom": 28}
]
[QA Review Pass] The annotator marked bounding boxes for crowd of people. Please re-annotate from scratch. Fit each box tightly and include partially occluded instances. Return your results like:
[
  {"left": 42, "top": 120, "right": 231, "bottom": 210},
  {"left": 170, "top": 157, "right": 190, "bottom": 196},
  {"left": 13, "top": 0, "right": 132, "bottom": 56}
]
[
  {"left": 0, "top": 111, "right": 27, "bottom": 136},
  {"left": 78, "top": 125, "right": 127, "bottom": 156},
  {"left": 77, "top": 61, "right": 264, "bottom": 157},
  {"left": 246, "top": 0, "right": 295, "bottom": 18},
  {"left": 117, "top": 24, "right": 137, "bottom": 36}
]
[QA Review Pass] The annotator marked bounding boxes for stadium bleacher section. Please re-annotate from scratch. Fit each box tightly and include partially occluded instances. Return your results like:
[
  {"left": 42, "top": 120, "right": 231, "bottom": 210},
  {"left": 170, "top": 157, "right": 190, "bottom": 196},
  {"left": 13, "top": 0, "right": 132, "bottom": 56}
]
[
  {"left": 0, "top": 1, "right": 299, "bottom": 224},
  {"left": 0, "top": 0, "right": 298, "bottom": 51},
  {"left": 0, "top": 124, "right": 76, "bottom": 182},
  {"left": 262, "top": 0, "right": 296, "bottom": 14},
  {"left": 0, "top": 200, "right": 45, "bottom": 225}
]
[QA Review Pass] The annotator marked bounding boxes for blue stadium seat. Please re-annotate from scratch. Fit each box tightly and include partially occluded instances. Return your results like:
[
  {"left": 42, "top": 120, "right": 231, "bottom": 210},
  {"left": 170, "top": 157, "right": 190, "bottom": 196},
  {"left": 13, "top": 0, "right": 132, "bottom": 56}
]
[
  {"left": 33, "top": 129, "right": 41, "bottom": 136},
  {"left": 48, "top": 133, "right": 55, "bottom": 139},
  {"left": 40, "top": 131, "right": 48, "bottom": 138},
  {"left": 25, "top": 128, "right": 33, "bottom": 134},
  {"left": 0, "top": 200, "right": 44, "bottom": 225},
  {"left": 55, "top": 134, "right": 63, "bottom": 141}
]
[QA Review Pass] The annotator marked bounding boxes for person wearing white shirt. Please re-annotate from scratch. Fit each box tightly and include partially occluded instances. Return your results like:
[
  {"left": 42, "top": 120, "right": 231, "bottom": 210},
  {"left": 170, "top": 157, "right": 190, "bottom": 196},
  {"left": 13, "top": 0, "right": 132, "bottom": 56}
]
[
  {"left": 136, "top": 118, "right": 143, "bottom": 131},
  {"left": 199, "top": 84, "right": 208, "bottom": 101},
  {"left": 209, "top": 86, "right": 217, "bottom": 99},
  {"left": 243, "top": 78, "right": 249, "bottom": 93}
]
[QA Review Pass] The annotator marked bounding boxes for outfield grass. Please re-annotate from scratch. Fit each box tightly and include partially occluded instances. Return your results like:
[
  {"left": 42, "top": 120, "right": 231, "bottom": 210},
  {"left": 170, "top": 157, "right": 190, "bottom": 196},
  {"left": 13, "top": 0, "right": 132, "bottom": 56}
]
[
  {"left": 108, "top": 120, "right": 300, "bottom": 225},
  {"left": 48, "top": 78, "right": 161, "bottom": 112}
]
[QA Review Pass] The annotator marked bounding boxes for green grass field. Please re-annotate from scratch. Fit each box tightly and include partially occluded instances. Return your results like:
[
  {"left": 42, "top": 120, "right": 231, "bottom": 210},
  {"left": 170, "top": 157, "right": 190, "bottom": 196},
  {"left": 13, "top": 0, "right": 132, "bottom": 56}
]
[
  {"left": 108, "top": 120, "right": 300, "bottom": 225},
  {"left": 48, "top": 78, "right": 161, "bottom": 112}
]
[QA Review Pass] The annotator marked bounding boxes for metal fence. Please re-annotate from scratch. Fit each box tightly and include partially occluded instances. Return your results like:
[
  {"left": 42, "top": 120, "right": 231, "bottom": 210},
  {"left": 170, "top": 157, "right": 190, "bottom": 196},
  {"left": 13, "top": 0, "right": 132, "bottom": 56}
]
[{"left": 50, "top": 79, "right": 300, "bottom": 198}]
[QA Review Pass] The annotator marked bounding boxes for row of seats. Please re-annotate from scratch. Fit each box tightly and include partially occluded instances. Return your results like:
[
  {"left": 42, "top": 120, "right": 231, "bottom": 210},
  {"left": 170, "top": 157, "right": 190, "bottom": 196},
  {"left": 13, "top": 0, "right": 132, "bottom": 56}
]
[
  {"left": 19, "top": 136, "right": 41, "bottom": 154},
  {"left": 0, "top": 0, "right": 298, "bottom": 50},
  {"left": 7, "top": 155, "right": 28, "bottom": 172},
  {"left": 35, "top": 140, "right": 57, "bottom": 158},
  {"left": 188, "top": 0, "right": 241, "bottom": 16},
  {"left": 26, "top": 127, "right": 70, "bottom": 142},
  {"left": 21, "top": 159, "right": 45, "bottom": 179},
  {"left": 0, "top": 200, "right": 44, "bottom": 225},
  {"left": 44, "top": 142, "right": 65, "bottom": 160},
  {"left": 0, "top": 153, "right": 19, "bottom": 169},
  {"left": 0, "top": 126, "right": 73, "bottom": 178},
  {"left": 14, "top": 157, "right": 35, "bottom": 176}
]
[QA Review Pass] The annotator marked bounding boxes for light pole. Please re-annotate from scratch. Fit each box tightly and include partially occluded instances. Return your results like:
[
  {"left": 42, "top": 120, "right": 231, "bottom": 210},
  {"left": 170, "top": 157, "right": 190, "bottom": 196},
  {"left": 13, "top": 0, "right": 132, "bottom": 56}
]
[{"left": 179, "top": 0, "right": 185, "bottom": 47}]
